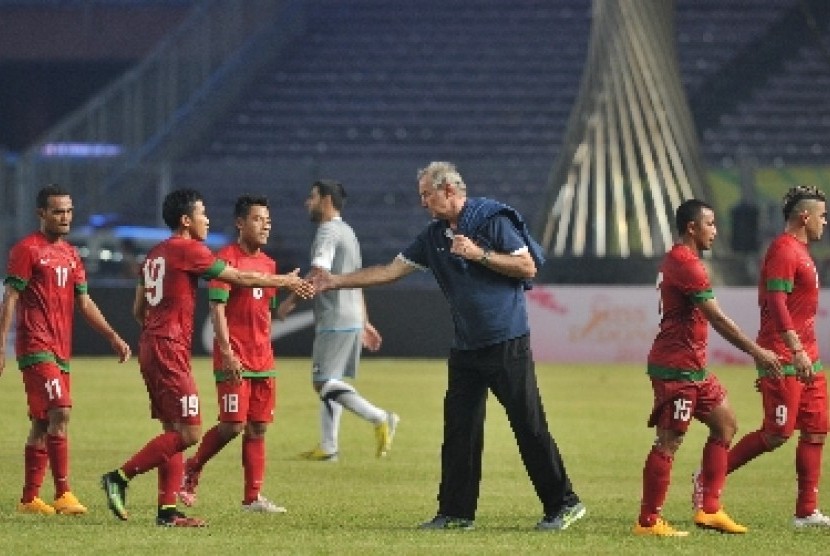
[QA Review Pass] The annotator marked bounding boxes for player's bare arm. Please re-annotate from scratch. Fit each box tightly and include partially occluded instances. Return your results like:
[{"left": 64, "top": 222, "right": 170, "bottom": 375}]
[
  {"left": 767, "top": 289, "right": 813, "bottom": 381},
  {"left": 209, "top": 301, "right": 243, "bottom": 383},
  {"left": 132, "top": 284, "right": 148, "bottom": 327},
  {"left": 0, "top": 285, "right": 20, "bottom": 376},
  {"left": 218, "top": 266, "right": 315, "bottom": 299},
  {"left": 319, "top": 257, "right": 414, "bottom": 291},
  {"left": 700, "top": 298, "right": 782, "bottom": 377},
  {"left": 450, "top": 233, "right": 536, "bottom": 279},
  {"left": 76, "top": 294, "right": 132, "bottom": 363},
  {"left": 276, "top": 293, "right": 297, "bottom": 320}
]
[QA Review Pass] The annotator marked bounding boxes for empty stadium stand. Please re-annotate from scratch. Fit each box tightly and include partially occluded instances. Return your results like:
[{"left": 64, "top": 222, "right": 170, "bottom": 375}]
[
  {"left": 7, "top": 1, "right": 828, "bottom": 282},
  {"left": 177, "top": 0, "right": 819, "bottom": 272}
]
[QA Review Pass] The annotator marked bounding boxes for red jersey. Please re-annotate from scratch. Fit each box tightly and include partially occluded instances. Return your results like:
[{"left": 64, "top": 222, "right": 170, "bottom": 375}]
[
  {"left": 757, "top": 233, "right": 819, "bottom": 362},
  {"left": 647, "top": 244, "right": 714, "bottom": 380},
  {"left": 207, "top": 243, "right": 278, "bottom": 373},
  {"left": 4, "top": 232, "right": 86, "bottom": 369},
  {"left": 140, "top": 236, "right": 225, "bottom": 350}
]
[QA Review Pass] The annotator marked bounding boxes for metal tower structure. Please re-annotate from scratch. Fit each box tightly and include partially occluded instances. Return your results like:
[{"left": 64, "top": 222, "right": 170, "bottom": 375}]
[{"left": 536, "top": 0, "right": 711, "bottom": 258}]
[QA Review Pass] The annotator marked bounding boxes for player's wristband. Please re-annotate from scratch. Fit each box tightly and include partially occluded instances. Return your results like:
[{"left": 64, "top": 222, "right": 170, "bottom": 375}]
[{"left": 479, "top": 249, "right": 492, "bottom": 265}]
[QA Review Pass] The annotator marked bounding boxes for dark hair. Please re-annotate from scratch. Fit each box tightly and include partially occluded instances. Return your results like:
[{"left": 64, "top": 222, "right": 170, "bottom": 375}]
[
  {"left": 36, "top": 184, "right": 70, "bottom": 209},
  {"left": 782, "top": 185, "right": 826, "bottom": 220},
  {"left": 312, "top": 179, "right": 347, "bottom": 211},
  {"left": 234, "top": 195, "right": 269, "bottom": 219},
  {"left": 162, "top": 188, "right": 203, "bottom": 231},
  {"left": 675, "top": 199, "right": 712, "bottom": 235}
]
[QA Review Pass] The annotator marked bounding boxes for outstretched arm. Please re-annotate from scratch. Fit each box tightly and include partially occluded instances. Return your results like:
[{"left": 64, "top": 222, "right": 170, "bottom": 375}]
[
  {"left": 217, "top": 266, "right": 314, "bottom": 299},
  {"left": 318, "top": 256, "right": 414, "bottom": 291}
]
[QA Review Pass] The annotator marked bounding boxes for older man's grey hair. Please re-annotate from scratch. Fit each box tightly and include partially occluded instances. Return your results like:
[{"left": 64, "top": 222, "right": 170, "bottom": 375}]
[{"left": 418, "top": 161, "right": 467, "bottom": 193}]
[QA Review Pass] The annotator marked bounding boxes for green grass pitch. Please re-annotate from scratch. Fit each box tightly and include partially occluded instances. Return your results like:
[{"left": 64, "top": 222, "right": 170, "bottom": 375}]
[{"left": 0, "top": 357, "right": 828, "bottom": 554}]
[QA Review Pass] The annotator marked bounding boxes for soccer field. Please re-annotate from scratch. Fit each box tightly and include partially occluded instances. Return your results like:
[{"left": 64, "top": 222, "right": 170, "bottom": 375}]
[{"left": 0, "top": 357, "right": 827, "bottom": 554}]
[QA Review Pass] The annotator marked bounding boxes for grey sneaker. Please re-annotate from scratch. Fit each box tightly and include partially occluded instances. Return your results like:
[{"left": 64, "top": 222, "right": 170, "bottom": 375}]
[
  {"left": 793, "top": 509, "right": 830, "bottom": 528},
  {"left": 537, "top": 502, "right": 586, "bottom": 531},
  {"left": 419, "top": 514, "right": 474, "bottom": 530},
  {"left": 242, "top": 494, "right": 287, "bottom": 514}
]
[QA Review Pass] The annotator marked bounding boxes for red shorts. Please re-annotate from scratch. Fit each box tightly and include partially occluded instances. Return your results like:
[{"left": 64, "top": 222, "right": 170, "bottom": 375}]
[
  {"left": 648, "top": 375, "right": 727, "bottom": 433},
  {"left": 215, "top": 377, "right": 276, "bottom": 424},
  {"left": 21, "top": 361, "right": 72, "bottom": 420},
  {"left": 139, "top": 336, "right": 201, "bottom": 425},
  {"left": 758, "top": 374, "right": 828, "bottom": 436}
]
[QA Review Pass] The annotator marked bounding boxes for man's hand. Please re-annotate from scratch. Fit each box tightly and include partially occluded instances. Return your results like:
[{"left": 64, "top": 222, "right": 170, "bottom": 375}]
[
  {"left": 753, "top": 347, "right": 782, "bottom": 379},
  {"left": 312, "top": 269, "right": 336, "bottom": 293},
  {"left": 282, "top": 268, "right": 315, "bottom": 299},
  {"left": 363, "top": 322, "right": 382, "bottom": 352},
  {"left": 221, "top": 350, "right": 243, "bottom": 385},
  {"left": 450, "top": 233, "right": 484, "bottom": 261},
  {"left": 110, "top": 335, "right": 132, "bottom": 363},
  {"left": 793, "top": 350, "right": 814, "bottom": 383}
]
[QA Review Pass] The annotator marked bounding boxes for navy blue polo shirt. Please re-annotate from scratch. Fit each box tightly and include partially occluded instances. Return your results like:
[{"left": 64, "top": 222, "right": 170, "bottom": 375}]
[{"left": 399, "top": 214, "right": 531, "bottom": 350}]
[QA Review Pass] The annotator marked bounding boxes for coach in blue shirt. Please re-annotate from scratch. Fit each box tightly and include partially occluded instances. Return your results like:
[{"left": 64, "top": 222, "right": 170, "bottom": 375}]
[{"left": 316, "top": 161, "right": 584, "bottom": 531}]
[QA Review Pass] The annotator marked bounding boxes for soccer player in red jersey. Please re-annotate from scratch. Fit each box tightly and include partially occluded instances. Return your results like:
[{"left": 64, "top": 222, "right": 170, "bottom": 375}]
[
  {"left": 0, "top": 184, "right": 132, "bottom": 516},
  {"left": 634, "top": 199, "right": 781, "bottom": 537},
  {"left": 178, "top": 195, "right": 286, "bottom": 513},
  {"left": 725, "top": 185, "right": 830, "bottom": 527},
  {"left": 101, "top": 188, "right": 313, "bottom": 527}
]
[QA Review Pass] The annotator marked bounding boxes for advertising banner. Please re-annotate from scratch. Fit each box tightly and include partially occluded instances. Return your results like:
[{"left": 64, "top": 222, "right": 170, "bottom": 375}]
[
  {"left": 46, "top": 285, "right": 830, "bottom": 364},
  {"left": 527, "top": 285, "right": 830, "bottom": 364}
]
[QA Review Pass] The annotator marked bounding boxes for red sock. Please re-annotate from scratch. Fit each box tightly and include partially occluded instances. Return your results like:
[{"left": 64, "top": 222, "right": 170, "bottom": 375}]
[
  {"left": 638, "top": 447, "right": 673, "bottom": 527},
  {"left": 46, "top": 434, "right": 70, "bottom": 498},
  {"left": 21, "top": 444, "right": 48, "bottom": 503},
  {"left": 188, "top": 425, "right": 234, "bottom": 474},
  {"left": 121, "top": 431, "right": 186, "bottom": 479},
  {"left": 158, "top": 451, "right": 184, "bottom": 507},
  {"left": 242, "top": 435, "right": 266, "bottom": 504},
  {"left": 795, "top": 439, "right": 823, "bottom": 518},
  {"left": 700, "top": 437, "right": 729, "bottom": 513},
  {"left": 727, "top": 430, "right": 771, "bottom": 474}
]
